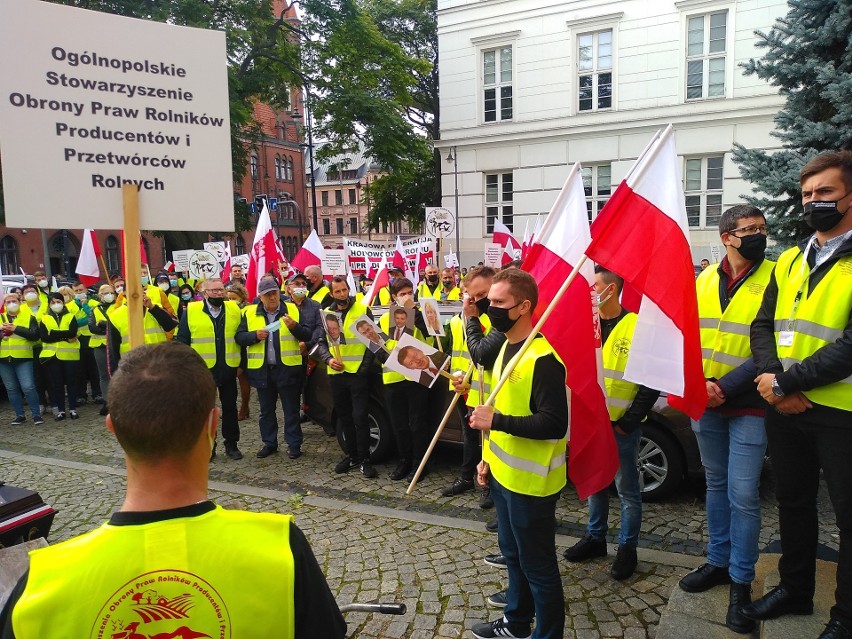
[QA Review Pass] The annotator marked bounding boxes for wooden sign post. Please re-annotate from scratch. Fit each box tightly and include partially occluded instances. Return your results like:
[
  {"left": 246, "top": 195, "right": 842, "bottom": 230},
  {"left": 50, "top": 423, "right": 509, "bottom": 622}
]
[{"left": 122, "top": 185, "right": 144, "bottom": 350}]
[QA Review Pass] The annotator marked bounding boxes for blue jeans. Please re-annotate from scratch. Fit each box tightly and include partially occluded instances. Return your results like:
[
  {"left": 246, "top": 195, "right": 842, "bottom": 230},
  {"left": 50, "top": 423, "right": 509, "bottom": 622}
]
[
  {"left": 692, "top": 412, "right": 766, "bottom": 584},
  {"left": 588, "top": 427, "right": 642, "bottom": 546},
  {"left": 491, "top": 476, "right": 564, "bottom": 639},
  {"left": 0, "top": 359, "right": 41, "bottom": 419},
  {"left": 257, "top": 367, "right": 302, "bottom": 450}
]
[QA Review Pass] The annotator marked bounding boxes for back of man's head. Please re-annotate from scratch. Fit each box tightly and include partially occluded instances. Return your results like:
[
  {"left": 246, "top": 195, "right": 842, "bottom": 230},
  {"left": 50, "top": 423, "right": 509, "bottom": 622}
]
[{"left": 108, "top": 343, "right": 216, "bottom": 461}]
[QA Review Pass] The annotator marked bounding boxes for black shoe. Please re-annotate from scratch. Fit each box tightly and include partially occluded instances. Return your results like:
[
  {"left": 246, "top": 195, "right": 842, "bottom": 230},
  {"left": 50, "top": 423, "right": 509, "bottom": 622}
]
[
  {"left": 93, "top": 395, "right": 104, "bottom": 404},
  {"left": 611, "top": 544, "right": 638, "bottom": 581},
  {"left": 69, "top": 410, "right": 79, "bottom": 420},
  {"left": 335, "top": 456, "right": 359, "bottom": 474},
  {"left": 739, "top": 585, "right": 813, "bottom": 620},
  {"left": 288, "top": 448, "right": 302, "bottom": 459},
  {"left": 819, "top": 619, "right": 852, "bottom": 639},
  {"left": 255, "top": 445, "right": 276, "bottom": 459},
  {"left": 224, "top": 445, "right": 243, "bottom": 460},
  {"left": 390, "top": 459, "right": 411, "bottom": 481},
  {"left": 471, "top": 617, "right": 531, "bottom": 639},
  {"left": 406, "top": 466, "right": 428, "bottom": 484},
  {"left": 726, "top": 583, "right": 755, "bottom": 634},
  {"left": 678, "top": 563, "right": 731, "bottom": 593},
  {"left": 441, "top": 477, "right": 475, "bottom": 496},
  {"left": 480, "top": 486, "right": 494, "bottom": 509},
  {"left": 11, "top": 416, "right": 26, "bottom": 425},
  {"left": 486, "top": 518, "right": 498, "bottom": 533},
  {"left": 33, "top": 416, "right": 44, "bottom": 425},
  {"left": 99, "top": 404, "right": 109, "bottom": 416},
  {"left": 77, "top": 397, "right": 88, "bottom": 405},
  {"left": 486, "top": 590, "right": 507, "bottom": 608},
  {"left": 563, "top": 535, "right": 607, "bottom": 562},
  {"left": 484, "top": 554, "right": 507, "bottom": 568},
  {"left": 360, "top": 461, "right": 377, "bottom": 478},
  {"left": 54, "top": 411, "right": 65, "bottom": 422},
  {"left": 299, "top": 413, "right": 310, "bottom": 423}
]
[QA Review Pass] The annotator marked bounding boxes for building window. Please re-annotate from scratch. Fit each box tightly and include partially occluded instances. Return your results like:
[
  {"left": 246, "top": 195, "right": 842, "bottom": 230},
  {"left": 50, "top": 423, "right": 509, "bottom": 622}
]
[
  {"left": 335, "top": 190, "right": 343, "bottom": 206},
  {"left": 349, "top": 188, "right": 357, "bottom": 204},
  {"left": 274, "top": 156, "right": 281, "bottom": 180},
  {"left": 0, "top": 236, "right": 19, "bottom": 275},
  {"left": 483, "top": 47, "right": 512, "bottom": 122},
  {"left": 336, "top": 218, "right": 344, "bottom": 234},
  {"left": 250, "top": 154, "right": 258, "bottom": 178},
  {"left": 287, "top": 157, "right": 294, "bottom": 182},
  {"left": 349, "top": 217, "right": 358, "bottom": 234},
  {"left": 578, "top": 30, "right": 613, "bottom": 112},
  {"left": 105, "top": 235, "right": 120, "bottom": 274},
  {"left": 581, "top": 164, "right": 612, "bottom": 222},
  {"left": 485, "top": 172, "right": 513, "bottom": 233},
  {"left": 321, "top": 191, "right": 329, "bottom": 207},
  {"left": 234, "top": 235, "right": 246, "bottom": 256},
  {"left": 686, "top": 11, "right": 727, "bottom": 100},
  {"left": 322, "top": 219, "right": 331, "bottom": 235},
  {"left": 685, "top": 156, "right": 724, "bottom": 227}
]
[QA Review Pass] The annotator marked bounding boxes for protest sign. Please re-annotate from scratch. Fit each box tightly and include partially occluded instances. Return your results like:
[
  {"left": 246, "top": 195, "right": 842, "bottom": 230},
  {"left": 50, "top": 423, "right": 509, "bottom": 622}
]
[
  {"left": 344, "top": 236, "right": 434, "bottom": 274},
  {"left": 484, "top": 243, "right": 502, "bottom": 269},
  {"left": 188, "top": 250, "right": 219, "bottom": 280},
  {"left": 231, "top": 254, "right": 249, "bottom": 269},
  {"left": 321, "top": 249, "right": 348, "bottom": 276},
  {"left": 171, "top": 249, "right": 194, "bottom": 273},
  {"left": 444, "top": 252, "right": 459, "bottom": 268},
  {"left": 425, "top": 207, "right": 455, "bottom": 239},
  {"left": 204, "top": 242, "right": 227, "bottom": 264}
]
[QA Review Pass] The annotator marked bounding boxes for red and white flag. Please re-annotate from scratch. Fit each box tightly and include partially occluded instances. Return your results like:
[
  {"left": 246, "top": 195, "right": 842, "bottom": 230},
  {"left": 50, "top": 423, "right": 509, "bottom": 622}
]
[
  {"left": 392, "top": 236, "right": 408, "bottom": 273},
  {"left": 365, "top": 256, "right": 389, "bottom": 306},
  {"left": 220, "top": 241, "right": 232, "bottom": 282},
  {"left": 75, "top": 229, "right": 101, "bottom": 286},
  {"left": 247, "top": 201, "right": 287, "bottom": 301},
  {"left": 493, "top": 219, "right": 522, "bottom": 265},
  {"left": 520, "top": 218, "right": 531, "bottom": 260},
  {"left": 291, "top": 229, "right": 324, "bottom": 272},
  {"left": 523, "top": 164, "right": 617, "bottom": 499},
  {"left": 586, "top": 125, "right": 705, "bottom": 420}
]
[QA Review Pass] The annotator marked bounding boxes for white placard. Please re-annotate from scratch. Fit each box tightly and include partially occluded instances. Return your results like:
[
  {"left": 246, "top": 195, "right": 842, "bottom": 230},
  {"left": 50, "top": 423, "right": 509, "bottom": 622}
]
[
  {"left": 231, "top": 253, "right": 249, "bottom": 269},
  {"left": 444, "top": 252, "right": 459, "bottom": 268},
  {"left": 188, "top": 250, "right": 219, "bottom": 280},
  {"left": 204, "top": 241, "right": 227, "bottom": 264},
  {"left": 0, "top": 0, "right": 233, "bottom": 231},
  {"left": 425, "top": 207, "right": 455, "bottom": 239},
  {"left": 171, "top": 249, "right": 195, "bottom": 273},
  {"left": 322, "top": 249, "right": 348, "bottom": 276},
  {"left": 484, "top": 243, "right": 502, "bottom": 269},
  {"left": 710, "top": 245, "right": 721, "bottom": 263}
]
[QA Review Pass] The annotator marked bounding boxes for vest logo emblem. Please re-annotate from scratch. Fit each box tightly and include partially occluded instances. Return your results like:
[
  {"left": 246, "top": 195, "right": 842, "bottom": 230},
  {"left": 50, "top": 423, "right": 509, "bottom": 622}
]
[
  {"left": 745, "top": 282, "right": 765, "bottom": 296},
  {"left": 92, "top": 570, "right": 230, "bottom": 639},
  {"left": 612, "top": 337, "right": 631, "bottom": 357}
]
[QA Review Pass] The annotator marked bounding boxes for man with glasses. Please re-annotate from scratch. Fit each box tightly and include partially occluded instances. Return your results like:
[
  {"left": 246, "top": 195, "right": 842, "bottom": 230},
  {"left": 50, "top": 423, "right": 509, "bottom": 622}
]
[
  {"left": 679, "top": 206, "right": 774, "bottom": 634},
  {"left": 176, "top": 277, "right": 243, "bottom": 461}
]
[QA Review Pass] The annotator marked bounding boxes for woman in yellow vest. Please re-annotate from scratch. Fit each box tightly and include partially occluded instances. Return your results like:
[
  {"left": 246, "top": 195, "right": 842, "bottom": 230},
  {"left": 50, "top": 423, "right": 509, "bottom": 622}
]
[
  {"left": 225, "top": 282, "right": 252, "bottom": 421},
  {"left": 0, "top": 292, "right": 44, "bottom": 425},
  {"left": 88, "top": 284, "right": 116, "bottom": 417},
  {"left": 20, "top": 282, "right": 50, "bottom": 411},
  {"left": 39, "top": 292, "right": 81, "bottom": 421}
]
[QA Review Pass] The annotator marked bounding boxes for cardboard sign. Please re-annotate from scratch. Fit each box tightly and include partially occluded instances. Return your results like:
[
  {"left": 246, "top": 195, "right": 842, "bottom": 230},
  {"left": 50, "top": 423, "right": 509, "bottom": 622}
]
[
  {"left": 425, "top": 207, "right": 455, "bottom": 239},
  {"left": 0, "top": 0, "right": 233, "bottom": 231},
  {"left": 188, "top": 250, "right": 219, "bottom": 280},
  {"left": 321, "top": 249, "right": 348, "bottom": 276},
  {"left": 171, "top": 249, "right": 195, "bottom": 273},
  {"left": 204, "top": 242, "right": 227, "bottom": 264},
  {"left": 484, "top": 243, "right": 503, "bottom": 269},
  {"left": 444, "top": 252, "right": 459, "bottom": 268}
]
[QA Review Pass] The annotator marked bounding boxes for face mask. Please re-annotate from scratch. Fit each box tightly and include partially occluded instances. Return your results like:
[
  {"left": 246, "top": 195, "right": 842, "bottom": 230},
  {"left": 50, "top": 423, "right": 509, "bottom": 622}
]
[
  {"left": 6, "top": 302, "right": 20, "bottom": 314},
  {"left": 207, "top": 296, "right": 224, "bottom": 307},
  {"left": 292, "top": 287, "right": 308, "bottom": 298},
  {"left": 804, "top": 198, "right": 849, "bottom": 232},
  {"left": 75, "top": 293, "right": 87, "bottom": 302},
  {"left": 596, "top": 286, "right": 613, "bottom": 307},
  {"left": 50, "top": 303, "right": 64, "bottom": 313},
  {"left": 388, "top": 277, "right": 396, "bottom": 286},
  {"left": 115, "top": 285, "right": 125, "bottom": 293},
  {"left": 141, "top": 276, "right": 150, "bottom": 286},
  {"left": 474, "top": 297, "right": 491, "bottom": 315},
  {"left": 181, "top": 292, "right": 192, "bottom": 301},
  {"left": 735, "top": 233, "right": 767, "bottom": 261},
  {"left": 487, "top": 302, "right": 522, "bottom": 334},
  {"left": 169, "top": 279, "right": 178, "bottom": 287},
  {"left": 335, "top": 296, "right": 350, "bottom": 309},
  {"left": 24, "top": 292, "right": 38, "bottom": 302},
  {"left": 37, "top": 279, "right": 48, "bottom": 288},
  {"left": 158, "top": 282, "right": 170, "bottom": 291},
  {"left": 102, "top": 293, "right": 115, "bottom": 303},
  {"left": 442, "top": 280, "right": 454, "bottom": 288},
  {"left": 427, "top": 275, "right": 438, "bottom": 284}
]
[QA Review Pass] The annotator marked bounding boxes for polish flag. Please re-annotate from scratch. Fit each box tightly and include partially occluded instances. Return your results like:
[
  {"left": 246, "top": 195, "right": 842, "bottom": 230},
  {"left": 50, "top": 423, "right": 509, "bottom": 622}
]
[
  {"left": 365, "top": 256, "right": 389, "bottom": 306},
  {"left": 520, "top": 218, "right": 531, "bottom": 260},
  {"left": 392, "top": 236, "right": 408, "bottom": 273},
  {"left": 586, "top": 125, "right": 705, "bottom": 420},
  {"left": 493, "top": 220, "right": 522, "bottom": 265},
  {"left": 291, "top": 229, "right": 324, "bottom": 272},
  {"left": 163, "top": 261, "right": 175, "bottom": 273},
  {"left": 220, "top": 241, "right": 232, "bottom": 282},
  {"left": 523, "top": 164, "right": 617, "bottom": 499},
  {"left": 247, "top": 201, "right": 287, "bottom": 301},
  {"left": 75, "top": 229, "right": 101, "bottom": 286}
]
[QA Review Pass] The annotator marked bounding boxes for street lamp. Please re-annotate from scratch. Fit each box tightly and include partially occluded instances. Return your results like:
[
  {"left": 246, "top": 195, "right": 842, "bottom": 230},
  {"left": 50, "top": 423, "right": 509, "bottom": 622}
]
[
  {"left": 445, "top": 146, "right": 461, "bottom": 261},
  {"left": 291, "top": 97, "right": 319, "bottom": 234}
]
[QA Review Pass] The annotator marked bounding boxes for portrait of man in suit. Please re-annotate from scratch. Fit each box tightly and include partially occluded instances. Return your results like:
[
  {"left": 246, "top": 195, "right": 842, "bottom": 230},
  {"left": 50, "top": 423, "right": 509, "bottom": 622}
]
[
  {"left": 355, "top": 317, "right": 389, "bottom": 354},
  {"left": 398, "top": 344, "right": 449, "bottom": 387}
]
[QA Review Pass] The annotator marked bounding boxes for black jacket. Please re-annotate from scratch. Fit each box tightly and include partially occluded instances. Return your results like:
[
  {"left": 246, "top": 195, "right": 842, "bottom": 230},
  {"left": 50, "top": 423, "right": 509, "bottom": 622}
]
[{"left": 285, "top": 296, "right": 324, "bottom": 350}]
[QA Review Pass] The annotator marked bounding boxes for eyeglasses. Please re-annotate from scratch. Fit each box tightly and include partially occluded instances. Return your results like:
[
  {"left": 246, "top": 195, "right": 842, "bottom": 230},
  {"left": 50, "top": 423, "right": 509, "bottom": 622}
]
[
  {"left": 206, "top": 288, "right": 226, "bottom": 294},
  {"left": 729, "top": 224, "right": 768, "bottom": 237}
]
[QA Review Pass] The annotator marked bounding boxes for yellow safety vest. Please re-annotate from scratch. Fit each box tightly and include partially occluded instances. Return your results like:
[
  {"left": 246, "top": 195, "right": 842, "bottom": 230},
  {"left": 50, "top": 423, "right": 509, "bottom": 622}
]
[
  {"left": 65, "top": 299, "right": 92, "bottom": 338},
  {"left": 697, "top": 260, "right": 774, "bottom": 379},
  {"left": 484, "top": 337, "right": 567, "bottom": 497},
  {"left": 168, "top": 293, "right": 180, "bottom": 315},
  {"left": 416, "top": 281, "right": 441, "bottom": 300},
  {"left": 601, "top": 313, "right": 643, "bottom": 421},
  {"left": 88, "top": 305, "right": 109, "bottom": 349},
  {"left": 379, "top": 310, "right": 427, "bottom": 384},
  {"left": 773, "top": 245, "right": 852, "bottom": 410},
  {"left": 186, "top": 301, "right": 242, "bottom": 368},
  {"left": 327, "top": 299, "right": 369, "bottom": 375},
  {"left": 310, "top": 285, "right": 329, "bottom": 305},
  {"left": 39, "top": 313, "right": 80, "bottom": 361},
  {"left": 245, "top": 303, "right": 302, "bottom": 368},
  {"left": 438, "top": 286, "right": 461, "bottom": 301},
  {"left": 372, "top": 287, "right": 392, "bottom": 307},
  {"left": 0, "top": 308, "right": 35, "bottom": 359},
  {"left": 11, "top": 506, "right": 295, "bottom": 639},
  {"left": 110, "top": 305, "right": 167, "bottom": 354},
  {"left": 448, "top": 313, "right": 493, "bottom": 406}
]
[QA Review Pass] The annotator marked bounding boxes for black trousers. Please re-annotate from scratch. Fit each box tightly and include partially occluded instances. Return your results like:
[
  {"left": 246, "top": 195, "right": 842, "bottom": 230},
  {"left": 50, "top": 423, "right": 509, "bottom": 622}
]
[
  {"left": 329, "top": 372, "right": 371, "bottom": 461},
  {"left": 216, "top": 371, "right": 239, "bottom": 446},
  {"left": 766, "top": 408, "right": 852, "bottom": 625},
  {"left": 458, "top": 400, "right": 482, "bottom": 481},
  {"left": 76, "top": 335, "right": 102, "bottom": 399},
  {"left": 386, "top": 380, "right": 429, "bottom": 464},
  {"left": 46, "top": 358, "right": 78, "bottom": 412}
]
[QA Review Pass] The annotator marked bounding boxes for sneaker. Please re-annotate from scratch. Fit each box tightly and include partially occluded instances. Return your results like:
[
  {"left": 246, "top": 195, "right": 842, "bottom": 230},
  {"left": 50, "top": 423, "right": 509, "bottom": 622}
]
[
  {"left": 470, "top": 616, "right": 531, "bottom": 639},
  {"left": 335, "top": 456, "right": 359, "bottom": 474},
  {"left": 360, "top": 461, "right": 377, "bottom": 478},
  {"left": 390, "top": 459, "right": 411, "bottom": 481},
  {"left": 441, "top": 477, "right": 475, "bottom": 497},
  {"left": 54, "top": 411, "right": 65, "bottom": 422},
  {"left": 11, "top": 416, "right": 26, "bottom": 425},
  {"left": 484, "top": 554, "right": 507, "bottom": 568},
  {"left": 480, "top": 486, "right": 494, "bottom": 509},
  {"left": 33, "top": 416, "right": 44, "bottom": 425},
  {"left": 563, "top": 535, "right": 607, "bottom": 562},
  {"left": 69, "top": 410, "right": 79, "bottom": 420},
  {"left": 486, "top": 591, "right": 507, "bottom": 608},
  {"left": 611, "top": 544, "right": 638, "bottom": 580},
  {"left": 678, "top": 563, "right": 731, "bottom": 593}
]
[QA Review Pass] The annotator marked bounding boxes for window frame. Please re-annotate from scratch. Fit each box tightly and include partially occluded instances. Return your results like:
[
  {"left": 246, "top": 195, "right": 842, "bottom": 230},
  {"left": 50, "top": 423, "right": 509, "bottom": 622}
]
[
  {"left": 581, "top": 164, "right": 613, "bottom": 223},
  {"left": 484, "top": 171, "right": 514, "bottom": 235},
  {"left": 683, "top": 154, "right": 725, "bottom": 229},
  {"left": 0, "top": 235, "right": 19, "bottom": 276},
  {"left": 471, "top": 31, "right": 520, "bottom": 126},
  {"left": 576, "top": 29, "right": 614, "bottom": 113},
  {"left": 678, "top": 2, "right": 733, "bottom": 102}
]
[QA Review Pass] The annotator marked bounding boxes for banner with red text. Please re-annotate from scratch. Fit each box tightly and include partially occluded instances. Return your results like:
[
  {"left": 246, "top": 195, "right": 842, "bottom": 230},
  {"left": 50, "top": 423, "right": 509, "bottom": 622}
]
[{"left": 344, "top": 237, "right": 434, "bottom": 275}]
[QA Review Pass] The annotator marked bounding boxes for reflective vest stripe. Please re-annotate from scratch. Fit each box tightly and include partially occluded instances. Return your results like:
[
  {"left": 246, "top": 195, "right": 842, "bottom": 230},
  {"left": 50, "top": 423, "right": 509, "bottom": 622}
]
[
  {"left": 780, "top": 357, "right": 852, "bottom": 385},
  {"left": 88, "top": 306, "right": 108, "bottom": 348},
  {"left": 39, "top": 313, "right": 80, "bottom": 361},
  {"left": 773, "top": 318, "right": 843, "bottom": 343},
  {"left": 186, "top": 302, "right": 241, "bottom": 368},
  {"left": 602, "top": 313, "right": 642, "bottom": 421},
  {"left": 486, "top": 437, "right": 566, "bottom": 477},
  {"left": 110, "top": 307, "right": 167, "bottom": 353},
  {"left": 244, "top": 303, "right": 302, "bottom": 368},
  {"left": 448, "top": 313, "right": 492, "bottom": 405},
  {"left": 327, "top": 299, "right": 369, "bottom": 375}
]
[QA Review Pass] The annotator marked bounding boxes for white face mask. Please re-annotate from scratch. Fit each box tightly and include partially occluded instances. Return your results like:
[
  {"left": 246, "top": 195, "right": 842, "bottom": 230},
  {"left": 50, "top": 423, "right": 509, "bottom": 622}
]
[
  {"left": 24, "top": 292, "right": 38, "bottom": 302},
  {"left": 37, "top": 279, "right": 48, "bottom": 288},
  {"left": 102, "top": 293, "right": 115, "bottom": 303},
  {"left": 75, "top": 293, "right": 87, "bottom": 301},
  {"left": 158, "top": 282, "right": 170, "bottom": 291},
  {"left": 292, "top": 287, "right": 308, "bottom": 298},
  {"left": 50, "top": 303, "right": 64, "bottom": 313},
  {"left": 5, "top": 302, "right": 20, "bottom": 314},
  {"left": 115, "top": 285, "right": 125, "bottom": 293},
  {"left": 596, "top": 286, "right": 613, "bottom": 307}
]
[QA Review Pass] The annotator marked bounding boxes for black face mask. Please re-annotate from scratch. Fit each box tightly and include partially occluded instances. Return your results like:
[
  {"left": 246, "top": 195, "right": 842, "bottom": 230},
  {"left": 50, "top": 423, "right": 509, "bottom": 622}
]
[
  {"left": 804, "top": 199, "right": 848, "bottom": 232},
  {"left": 442, "top": 280, "right": 453, "bottom": 289},
  {"left": 207, "top": 296, "right": 224, "bottom": 307},
  {"left": 474, "top": 297, "right": 491, "bottom": 315},
  {"left": 335, "top": 297, "right": 350, "bottom": 310},
  {"left": 487, "top": 302, "right": 522, "bottom": 333},
  {"left": 735, "top": 233, "right": 767, "bottom": 262},
  {"left": 426, "top": 275, "right": 439, "bottom": 284}
]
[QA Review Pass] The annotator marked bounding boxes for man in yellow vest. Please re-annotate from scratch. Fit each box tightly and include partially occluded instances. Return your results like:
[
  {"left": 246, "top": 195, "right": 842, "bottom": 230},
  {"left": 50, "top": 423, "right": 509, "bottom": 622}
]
[
  {"left": 107, "top": 289, "right": 178, "bottom": 374},
  {"left": 304, "top": 265, "right": 332, "bottom": 308},
  {"left": 564, "top": 266, "right": 660, "bottom": 583},
  {"left": 438, "top": 268, "right": 462, "bottom": 301},
  {"left": 676, "top": 205, "right": 774, "bottom": 633},
  {"left": 468, "top": 269, "right": 568, "bottom": 639},
  {"left": 415, "top": 264, "right": 441, "bottom": 300},
  {"left": 176, "top": 277, "right": 243, "bottom": 461},
  {"left": 315, "top": 276, "right": 378, "bottom": 478},
  {"left": 744, "top": 151, "right": 852, "bottom": 639},
  {"left": 235, "top": 277, "right": 313, "bottom": 459},
  {"left": 0, "top": 342, "right": 347, "bottom": 638}
]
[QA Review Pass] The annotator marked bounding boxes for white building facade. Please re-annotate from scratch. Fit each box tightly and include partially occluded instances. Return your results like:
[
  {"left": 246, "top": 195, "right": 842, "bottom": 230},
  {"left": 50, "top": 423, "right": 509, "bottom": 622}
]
[{"left": 436, "top": 0, "right": 788, "bottom": 267}]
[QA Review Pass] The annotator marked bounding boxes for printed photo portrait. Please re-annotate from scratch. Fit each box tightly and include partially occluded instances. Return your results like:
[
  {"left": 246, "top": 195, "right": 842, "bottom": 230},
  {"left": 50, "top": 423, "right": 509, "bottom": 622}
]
[
  {"left": 353, "top": 315, "right": 389, "bottom": 354},
  {"left": 388, "top": 307, "right": 414, "bottom": 342},
  {"left": 321, "top": 311, "right": 346, "bottom": 347},
  {"left": 420, "top": 297, "right": 445, "bottom": 337},
  {"left": 386, "top": 333, "right": 450, "bottom": 388}
]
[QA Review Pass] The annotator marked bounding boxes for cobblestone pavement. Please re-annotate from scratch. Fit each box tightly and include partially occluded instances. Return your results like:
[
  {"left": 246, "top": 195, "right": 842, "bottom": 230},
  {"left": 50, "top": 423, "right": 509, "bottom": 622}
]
[{"left": 0, "top": 396, "right": 840, "bottom": 638}]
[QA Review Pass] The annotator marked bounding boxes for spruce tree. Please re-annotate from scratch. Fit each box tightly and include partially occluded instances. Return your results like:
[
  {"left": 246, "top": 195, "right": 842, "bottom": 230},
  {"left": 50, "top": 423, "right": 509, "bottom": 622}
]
[{"left": 732, "top": 0, "right": 852, "bottom": 249}]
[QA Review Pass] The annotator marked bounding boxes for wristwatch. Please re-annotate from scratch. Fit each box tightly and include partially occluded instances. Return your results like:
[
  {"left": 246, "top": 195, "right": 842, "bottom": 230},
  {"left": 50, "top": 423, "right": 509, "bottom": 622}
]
[{"left": 770, "top": 378, "right": 785, "bottom": 398}]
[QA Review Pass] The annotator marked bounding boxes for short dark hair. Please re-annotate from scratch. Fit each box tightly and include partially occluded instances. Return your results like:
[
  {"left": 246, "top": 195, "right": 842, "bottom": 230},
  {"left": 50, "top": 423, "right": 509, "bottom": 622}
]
[
  {"left": 108, "top": 343, "right": 215, "bottom": 461},
  {"left": 503, "top": 259, "right": 523, "bottom": 270},
  {"left": 390, "top": 277, "right": 414, "bottom": 296},
  {"left": 394, "top": 308, "right": 407, "bottom": 317},
  {"left": 801, "top": 150, "right": 852, "bottom": 191},
  {"left": 324, "top": 314, "right": 340, "bottom": 327},
  {"left": 594, "top": 265, "right": 624, "bottom": 293},
  {"left": 718, "top": 205, "right": 765, "bottom": 235},
  {"left": 398, "top": 345, "right": 419, "bottom": 365},
  {"left": 491, "top": 268, "right": 538, "bottom": 310},
  {"left": 356, "top": 319, "right": 371, "bottom": 331},
  {"left": 330, "top": 275, "right": 349, "bottom": 291},
  {"left": 462, "top": 265, "right": 496, "bottom": 287}
]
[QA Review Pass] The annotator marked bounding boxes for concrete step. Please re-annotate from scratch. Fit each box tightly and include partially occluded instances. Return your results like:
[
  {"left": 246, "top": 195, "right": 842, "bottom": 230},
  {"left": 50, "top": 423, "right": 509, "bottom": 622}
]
[
  {"left": 760, "top": 559, "right": 836, "bottom": 639},
  {"left": 656, "top": 577, "right": 757, "bottom": 639}
]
